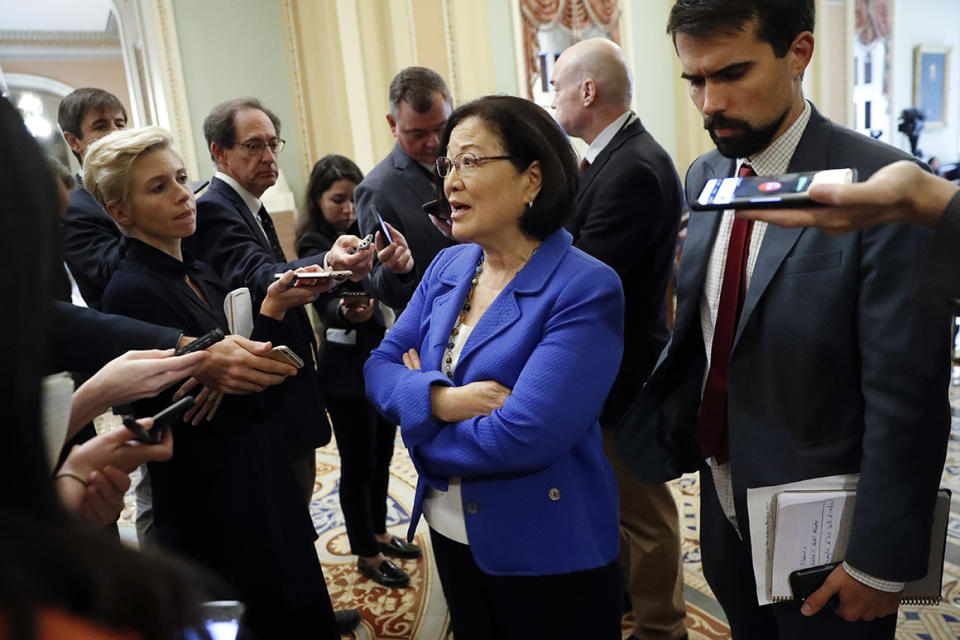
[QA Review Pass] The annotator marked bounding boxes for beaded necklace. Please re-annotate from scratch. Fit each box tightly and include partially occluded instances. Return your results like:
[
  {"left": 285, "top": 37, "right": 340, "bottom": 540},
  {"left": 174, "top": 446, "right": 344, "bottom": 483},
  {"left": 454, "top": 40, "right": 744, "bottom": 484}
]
[
  {"left": 443, "top": 255, "right": 484, "bottom": 378},
  {"left": 442, "top": 246, "right": 538, "bottom": 379}
]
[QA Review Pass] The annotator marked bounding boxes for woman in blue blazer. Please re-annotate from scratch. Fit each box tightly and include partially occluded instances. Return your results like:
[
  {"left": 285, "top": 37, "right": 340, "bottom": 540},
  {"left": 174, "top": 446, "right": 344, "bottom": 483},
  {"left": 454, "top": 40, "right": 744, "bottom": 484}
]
[{"left": 364, "top": 96, "right": 625, "bottom": 639}]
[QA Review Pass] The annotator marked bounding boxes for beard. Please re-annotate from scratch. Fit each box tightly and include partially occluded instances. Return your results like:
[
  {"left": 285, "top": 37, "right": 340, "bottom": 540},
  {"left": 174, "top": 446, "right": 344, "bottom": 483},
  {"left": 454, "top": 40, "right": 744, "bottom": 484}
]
[{"left": 704, "top": 109, "right": 789, "bottom": 159}]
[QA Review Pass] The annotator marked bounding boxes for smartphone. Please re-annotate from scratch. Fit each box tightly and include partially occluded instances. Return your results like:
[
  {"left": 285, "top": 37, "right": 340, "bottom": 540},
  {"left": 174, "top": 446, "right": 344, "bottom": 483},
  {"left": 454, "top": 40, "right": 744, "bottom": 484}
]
[
  {"left": 340, "top": 291, "right": 371, "bottom": 298},
  {"left": 690, "top": 168, "right": 857, "bottom": 211},
  {"left": 350, "top": 234, "right": 374, "bottom": 254},
  {"left": 789, "top": 561, "right": 842, "bottom": 603},
  {"left": 174, "top": 327, "right": 224, "bottom": 356},
  {"left": 374, "top": 209, "right": 393, "bottom": 245},
  {"left": 266, "top": 345, "right": 304, "bottom": 369},
  {"left": 122, "top": 396, "right": 196, "bottom": 444},
  {"left": 422, "top": 199, "right": 450, "bottom": 221},
  {"left": 275, "top": 270, "right": 353, "bottom": 281}
]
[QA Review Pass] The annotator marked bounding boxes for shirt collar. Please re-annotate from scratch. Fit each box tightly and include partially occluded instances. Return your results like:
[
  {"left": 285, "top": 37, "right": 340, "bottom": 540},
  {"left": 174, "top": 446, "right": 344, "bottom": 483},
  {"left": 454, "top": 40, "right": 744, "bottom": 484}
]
[
  {"left": 738, "top": 100, "right": 812, "bottom": 176},
  {"left": 215, "top": 170, "right": 262, "bottom": 217},
  {"left": 584, "top": 111, "right": 633, "bottom": 164}
]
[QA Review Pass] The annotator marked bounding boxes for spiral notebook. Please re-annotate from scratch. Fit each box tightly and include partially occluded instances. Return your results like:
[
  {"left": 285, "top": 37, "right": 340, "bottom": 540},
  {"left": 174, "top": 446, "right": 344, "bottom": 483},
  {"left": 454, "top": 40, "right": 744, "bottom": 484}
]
[{"left": 769, "top": 488, "right": 950, "bottom": 605}]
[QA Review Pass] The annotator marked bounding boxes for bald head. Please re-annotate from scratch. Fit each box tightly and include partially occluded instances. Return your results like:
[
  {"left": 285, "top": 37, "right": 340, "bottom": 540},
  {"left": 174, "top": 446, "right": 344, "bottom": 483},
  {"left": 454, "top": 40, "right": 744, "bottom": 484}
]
[{"left": 551, "top": 38, "right": 633, "bottom": 142}]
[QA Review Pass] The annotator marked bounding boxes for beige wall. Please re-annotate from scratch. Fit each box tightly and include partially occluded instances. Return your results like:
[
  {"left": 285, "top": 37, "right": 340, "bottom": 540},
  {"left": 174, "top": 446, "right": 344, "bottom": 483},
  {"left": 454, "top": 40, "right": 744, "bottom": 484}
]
[
  {"left": 1, "top": 58, "right": 131, "bottom": 115},
  {"left": 156, "top": 0, "right": 866, "bottom": 204}
]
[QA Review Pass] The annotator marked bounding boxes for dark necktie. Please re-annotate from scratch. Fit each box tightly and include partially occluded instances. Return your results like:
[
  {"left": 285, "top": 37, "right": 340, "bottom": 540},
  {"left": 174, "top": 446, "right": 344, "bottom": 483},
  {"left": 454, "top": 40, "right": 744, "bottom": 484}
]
[
  {"left": 695, "top": 164, "right": 756, "bottom": 464},
  {"left": 580, "top": 157, "right": 590, "bottom": 173},
  {"left": 257, "top": 204, "right": 287, "bottom": 262}
]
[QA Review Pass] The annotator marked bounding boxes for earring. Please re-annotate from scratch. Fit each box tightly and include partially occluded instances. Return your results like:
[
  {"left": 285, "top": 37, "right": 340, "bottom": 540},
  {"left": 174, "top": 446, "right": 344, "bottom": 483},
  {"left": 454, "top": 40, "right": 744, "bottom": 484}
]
[{"left": 527, "top": 200, "right": 533, "bottom": 209}]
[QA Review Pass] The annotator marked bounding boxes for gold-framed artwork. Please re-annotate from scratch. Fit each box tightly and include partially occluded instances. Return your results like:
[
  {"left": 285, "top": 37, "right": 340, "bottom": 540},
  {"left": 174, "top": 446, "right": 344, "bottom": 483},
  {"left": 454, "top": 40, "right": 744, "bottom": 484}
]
[{"left": 913, "top": 44, "right": 950, "bottom": 129}]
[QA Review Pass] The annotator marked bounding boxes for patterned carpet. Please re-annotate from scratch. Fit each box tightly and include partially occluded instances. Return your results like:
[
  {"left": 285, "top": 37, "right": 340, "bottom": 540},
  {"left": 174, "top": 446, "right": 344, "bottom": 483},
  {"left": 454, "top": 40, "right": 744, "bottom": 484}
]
[{"left": 117, "top": 403, "right": 960, "bottom": 639}]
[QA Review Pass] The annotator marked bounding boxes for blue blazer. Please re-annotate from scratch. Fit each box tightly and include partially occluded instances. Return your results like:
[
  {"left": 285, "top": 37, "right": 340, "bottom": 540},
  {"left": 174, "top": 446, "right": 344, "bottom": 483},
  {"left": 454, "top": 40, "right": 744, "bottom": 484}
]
[{"left": 364, "top": 228, "right": 625, "bottom": 576}]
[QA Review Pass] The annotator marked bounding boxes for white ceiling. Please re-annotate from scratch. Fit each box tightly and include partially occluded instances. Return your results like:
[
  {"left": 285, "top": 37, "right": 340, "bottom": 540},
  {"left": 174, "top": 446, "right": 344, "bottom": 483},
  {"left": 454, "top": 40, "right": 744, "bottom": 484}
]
[{"left": 0, "top": 0, "right": 113, "bottom": 32}]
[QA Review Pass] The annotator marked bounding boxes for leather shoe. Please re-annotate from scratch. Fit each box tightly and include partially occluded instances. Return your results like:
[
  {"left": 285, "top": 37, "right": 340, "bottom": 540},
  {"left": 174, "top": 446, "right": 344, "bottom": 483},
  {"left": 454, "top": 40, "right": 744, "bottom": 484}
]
[
  {"left": 358, "top": 557, "right": 411, "bottom": 587},
  {"left": 334, "top": 609, "right": 361, "bottom": 634},
  {"left": 378, "top": 535, "right": 422, "bottom": 559}
]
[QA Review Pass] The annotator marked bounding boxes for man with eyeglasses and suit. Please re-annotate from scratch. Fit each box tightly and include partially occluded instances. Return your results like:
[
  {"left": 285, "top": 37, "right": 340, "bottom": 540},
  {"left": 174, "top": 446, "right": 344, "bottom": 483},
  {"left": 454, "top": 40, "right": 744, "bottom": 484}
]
[{"left": 186, "top": 97, "right": 372, "bottom": 637}]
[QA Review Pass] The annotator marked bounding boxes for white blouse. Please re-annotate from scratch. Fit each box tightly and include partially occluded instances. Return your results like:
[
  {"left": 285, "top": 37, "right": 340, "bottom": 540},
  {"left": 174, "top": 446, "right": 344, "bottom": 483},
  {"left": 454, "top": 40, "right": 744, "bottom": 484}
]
[{"left": 422, "top": 323, "right": 473, "bottom": 544}]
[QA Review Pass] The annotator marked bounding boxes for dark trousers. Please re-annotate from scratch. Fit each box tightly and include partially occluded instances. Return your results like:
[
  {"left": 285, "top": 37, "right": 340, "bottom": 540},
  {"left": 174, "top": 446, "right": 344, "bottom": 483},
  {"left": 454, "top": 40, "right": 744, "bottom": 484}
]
[
  {"left": 698, "top": 468, "right": 897, "bottom": 639},
  {"left": 430, "top": 528, "right": 622, "bottom": 640},
  {"left": 326, "top": 394, "right": 396, "bottom": 557}
]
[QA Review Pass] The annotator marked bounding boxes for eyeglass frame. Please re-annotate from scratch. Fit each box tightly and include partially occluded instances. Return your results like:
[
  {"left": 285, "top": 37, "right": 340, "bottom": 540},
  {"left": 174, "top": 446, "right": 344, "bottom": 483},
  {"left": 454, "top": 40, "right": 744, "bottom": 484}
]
[
  {"left": 436, "top": 152, "right": 516, "bottom": 178},
  {"left": 233, "top": 137, "right": 286, "bottom": 157}
]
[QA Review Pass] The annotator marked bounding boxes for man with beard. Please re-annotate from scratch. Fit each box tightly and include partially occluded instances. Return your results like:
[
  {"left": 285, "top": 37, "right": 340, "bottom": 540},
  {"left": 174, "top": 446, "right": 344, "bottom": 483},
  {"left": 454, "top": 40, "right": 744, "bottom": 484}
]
[{"left": 616, "top": 1, "right": 950, "bottom": 638}]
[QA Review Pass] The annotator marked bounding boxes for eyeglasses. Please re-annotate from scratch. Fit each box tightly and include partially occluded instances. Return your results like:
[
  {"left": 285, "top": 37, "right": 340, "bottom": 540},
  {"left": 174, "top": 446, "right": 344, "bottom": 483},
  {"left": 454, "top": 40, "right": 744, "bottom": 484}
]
[
  {"left": 436, "top": 152, "right": 515, "bottom": 178},
  {"left": 235, "top": 138, "right": 285, "bottom": 157}
]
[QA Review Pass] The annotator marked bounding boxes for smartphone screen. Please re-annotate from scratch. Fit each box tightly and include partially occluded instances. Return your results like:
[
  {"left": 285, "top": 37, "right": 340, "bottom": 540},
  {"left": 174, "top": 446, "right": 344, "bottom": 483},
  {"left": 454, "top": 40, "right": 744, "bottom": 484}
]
[
  {"left": 375, "top": 209, "right": 393, "bottom": 245},
  {"left": 691, "top": 168, "right": 855, "bottom": 211}
]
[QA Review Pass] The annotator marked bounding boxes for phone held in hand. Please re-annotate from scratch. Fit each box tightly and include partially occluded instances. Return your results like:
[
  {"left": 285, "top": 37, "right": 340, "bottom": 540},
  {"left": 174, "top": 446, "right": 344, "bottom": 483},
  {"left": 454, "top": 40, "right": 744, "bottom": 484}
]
[
  {"left": 174, "top": 327, "right": 225, "bottom": 356},
  {"left": 350, "top": 234, "right": 374, "bottom": 254},
  {"left": 789, "top": 561, "right": 842, "bottom": 604},
  {"left": 374, "top": 208, "right": 393, "bottom": 245},
  {"left": 690, "top": 168, "right": 857, "bottom": 211},
  {"left": 122, "top": 396, "right": 196, "bottom": 444},
  {"left": 266, "top": 345, "right": 304, "bottom": 369},
  {"left": 274, "top": 270, "right": 353, "bottom": 281}
]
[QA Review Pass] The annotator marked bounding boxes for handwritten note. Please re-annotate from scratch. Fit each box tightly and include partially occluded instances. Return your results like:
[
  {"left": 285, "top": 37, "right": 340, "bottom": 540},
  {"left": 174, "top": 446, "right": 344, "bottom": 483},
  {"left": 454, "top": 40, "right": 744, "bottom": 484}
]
[{"left": 769, "top": 491, "right": 856, "bottom": 599}]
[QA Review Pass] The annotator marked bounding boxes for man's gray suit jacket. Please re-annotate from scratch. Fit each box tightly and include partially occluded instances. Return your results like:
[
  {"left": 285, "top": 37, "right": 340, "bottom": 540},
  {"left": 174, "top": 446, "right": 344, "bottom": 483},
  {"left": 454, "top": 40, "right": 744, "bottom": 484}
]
[
  {"left": 354, "top": 143, "right": 456, "bottom": 309},
  {"left": 617, "top": 104, "right": 951, "bottom": 583}
]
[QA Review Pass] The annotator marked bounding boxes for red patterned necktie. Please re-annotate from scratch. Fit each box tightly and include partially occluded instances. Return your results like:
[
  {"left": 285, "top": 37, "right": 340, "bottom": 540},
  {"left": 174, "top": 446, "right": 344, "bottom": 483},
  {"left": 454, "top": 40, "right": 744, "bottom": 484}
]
[
  {"left": 695, "top": 164, "right": 756, "bottom": 464},
  {"left": 580, "top": 157, "right": 590, "bottom": 173}
]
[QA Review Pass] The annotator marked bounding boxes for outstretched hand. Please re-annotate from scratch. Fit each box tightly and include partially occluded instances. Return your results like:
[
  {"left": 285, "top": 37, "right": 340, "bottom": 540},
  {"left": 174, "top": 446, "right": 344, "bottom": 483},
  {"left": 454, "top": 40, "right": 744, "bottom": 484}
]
[
  {"left": 376, "top": 221, "right": 414, "bottom": 275},
  {"left": 69, "top": 349, "right": 208, "bottom": 439},
  {"left": 737, "top": 160, "right": 956, "bottom": 233},
  {"left": 193, "top": 334, "right": 296, "bottom": 394}
]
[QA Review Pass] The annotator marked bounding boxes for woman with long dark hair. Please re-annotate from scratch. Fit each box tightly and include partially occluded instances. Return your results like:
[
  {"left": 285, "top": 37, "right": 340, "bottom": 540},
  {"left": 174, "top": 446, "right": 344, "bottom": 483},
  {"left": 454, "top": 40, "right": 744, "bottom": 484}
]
[{"left": 297, "top": 155, "right": 420, "bottom": 588}]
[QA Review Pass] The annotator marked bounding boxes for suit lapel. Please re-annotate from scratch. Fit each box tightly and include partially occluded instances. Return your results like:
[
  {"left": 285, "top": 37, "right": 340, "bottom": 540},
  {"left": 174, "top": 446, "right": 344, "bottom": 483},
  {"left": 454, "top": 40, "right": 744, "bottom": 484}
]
[
  {"left": 391, "top": 145, "right": 435, "bottom": 204},
  {"left": 673, "top": 155, "right": 730, "bottom": 342},
  {"left": 209, "top": 178, "right": 274, "bottom": 255},
  {"left": 576, "top": 119, "right": 644, "bottom": 203},
  {"left": 455, "top": 230, "right": 569, "bottom": 373},
  {"left": 426, "top": 246, "right": 481, "bottom": 370},
  {"left": 734, "top": 109, "right": 832, "bottom": 346}
]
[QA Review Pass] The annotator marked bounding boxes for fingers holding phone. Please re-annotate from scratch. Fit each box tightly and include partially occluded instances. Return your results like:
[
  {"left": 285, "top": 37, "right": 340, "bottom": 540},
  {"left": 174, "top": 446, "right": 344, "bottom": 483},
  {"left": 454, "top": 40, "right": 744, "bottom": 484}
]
[
  {"left": 263, "top": 266, "right": 333, "bottom": 320},
  {"left": 329, "top": 235, "right": 375, "bottom": 281},
  {"left": 376, "top": 221, "right": 414, "bottom": 275}
]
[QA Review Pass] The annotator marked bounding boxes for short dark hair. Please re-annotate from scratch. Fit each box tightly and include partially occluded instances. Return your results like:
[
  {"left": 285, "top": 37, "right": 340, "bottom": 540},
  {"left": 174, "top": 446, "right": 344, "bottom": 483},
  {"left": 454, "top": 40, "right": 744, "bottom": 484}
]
[
  {"left": 57, "top": 87, "right": 127, "bottom": 137},
  {"left": 389, "top": 67, "right": 452, "bottom": 116},
  {"left": 666, "top": 0, "right": 815, "bottom": 58},
  {"left": 202, "top": 97, "right": 281, "bottom": 161},
  {"left": 296, "top": 154, "right": 364, "bottom": 242},
  {"left": 437, "top": 95, "right": 579, "bottom": 240},
  {"left": 56, "top": 88, "right": 127, "bottom": 162}
]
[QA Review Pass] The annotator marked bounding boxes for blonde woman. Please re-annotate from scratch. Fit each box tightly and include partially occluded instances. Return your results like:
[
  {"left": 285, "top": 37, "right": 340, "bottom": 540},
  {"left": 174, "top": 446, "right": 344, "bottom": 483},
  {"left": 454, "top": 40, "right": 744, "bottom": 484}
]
[{"left": 86, "top": 126, "right": 340, "bottom": 640}]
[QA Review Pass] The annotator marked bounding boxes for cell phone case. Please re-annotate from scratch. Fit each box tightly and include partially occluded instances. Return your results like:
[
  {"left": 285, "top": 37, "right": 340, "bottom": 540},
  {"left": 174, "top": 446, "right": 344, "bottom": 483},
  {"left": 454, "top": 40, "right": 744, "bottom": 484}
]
[{"left": 788, "top": 562, "right": 842, "bottom": 601}]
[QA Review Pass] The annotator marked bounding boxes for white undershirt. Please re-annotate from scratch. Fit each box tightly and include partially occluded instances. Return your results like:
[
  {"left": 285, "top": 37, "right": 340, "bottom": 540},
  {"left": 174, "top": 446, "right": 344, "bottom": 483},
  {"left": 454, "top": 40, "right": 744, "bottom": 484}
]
[{"left": 423, "top": 323, "right": 473, "bottom": 544}]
